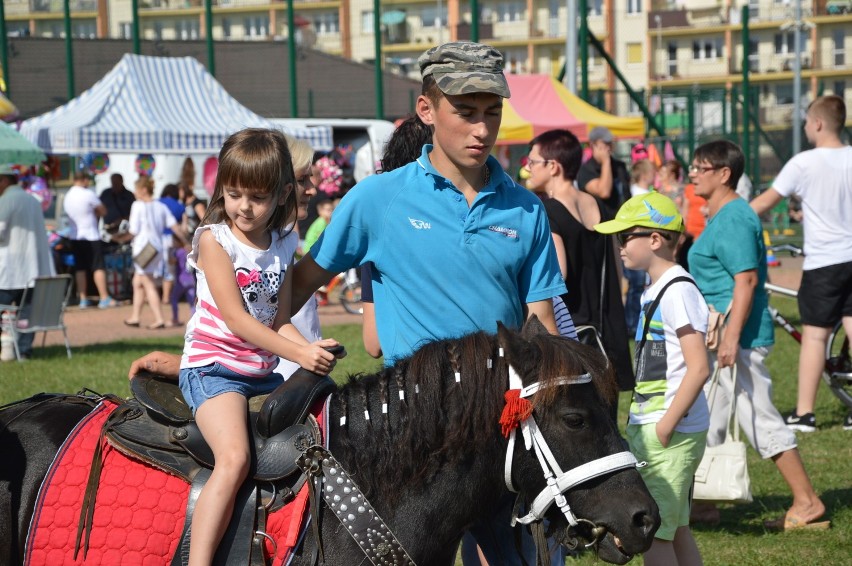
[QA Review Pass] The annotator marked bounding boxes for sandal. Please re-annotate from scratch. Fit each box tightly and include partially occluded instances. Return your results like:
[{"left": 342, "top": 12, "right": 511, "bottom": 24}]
[
  {"left": 123, "top": 320, "right": 140, "bottom": 328},
  {"left": 147, "top": 322, "right": 167, "bottom": 330},
  {"left": 764, "top": 514, "right": 831, "bottom": 532}
]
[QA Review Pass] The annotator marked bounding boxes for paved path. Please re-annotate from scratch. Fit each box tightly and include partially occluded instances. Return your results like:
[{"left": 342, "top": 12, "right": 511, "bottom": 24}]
[
  {"left": 36, "top": 256, "right": 804, "bottom": 349},
  {"left": 40, "top": 300, "right": 362, "bottom": 348}
]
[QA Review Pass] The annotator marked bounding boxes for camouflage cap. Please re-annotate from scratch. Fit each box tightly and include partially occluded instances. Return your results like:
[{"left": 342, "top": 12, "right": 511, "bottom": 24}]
[{"left": 418, "top": 42, "right": 511, "bottom": 98}]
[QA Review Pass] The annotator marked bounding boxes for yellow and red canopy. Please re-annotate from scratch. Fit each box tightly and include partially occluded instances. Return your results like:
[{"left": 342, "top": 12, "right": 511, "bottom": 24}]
[{"left": 498, "top": 75, "right": 644, "bottom": 145}]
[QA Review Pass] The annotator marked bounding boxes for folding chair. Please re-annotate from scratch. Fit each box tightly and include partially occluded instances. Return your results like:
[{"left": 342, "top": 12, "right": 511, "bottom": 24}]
[{"left": 0, "top": 275, "right": 73, "bottom": 360}]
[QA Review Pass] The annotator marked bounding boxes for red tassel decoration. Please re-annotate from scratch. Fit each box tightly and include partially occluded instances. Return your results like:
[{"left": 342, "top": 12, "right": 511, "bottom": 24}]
[{"left": 500, "top": 389, "right": 533, "bottom": 438}]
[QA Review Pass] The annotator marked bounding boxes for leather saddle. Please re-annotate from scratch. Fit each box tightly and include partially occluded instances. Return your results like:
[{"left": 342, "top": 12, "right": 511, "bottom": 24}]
[
  {"left": 106, "top": 368, "right": 336, "bottom": 489},
  {"left": 78, "top": 356, "right": 341, "bottom": 566}
]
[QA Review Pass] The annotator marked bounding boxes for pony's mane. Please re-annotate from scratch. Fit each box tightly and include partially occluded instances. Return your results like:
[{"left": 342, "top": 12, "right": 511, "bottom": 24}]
[{"left": 332, "top": 328, "right": 617, "bottom": 503}]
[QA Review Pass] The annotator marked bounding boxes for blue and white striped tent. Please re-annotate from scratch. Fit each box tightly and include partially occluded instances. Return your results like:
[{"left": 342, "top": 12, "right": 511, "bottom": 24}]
[{"left": 20, "top": 54, "right": 332, "bottom": 154}]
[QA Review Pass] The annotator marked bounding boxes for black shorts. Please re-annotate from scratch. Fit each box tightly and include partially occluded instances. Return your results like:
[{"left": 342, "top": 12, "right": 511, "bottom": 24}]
[
  {"left": 798, "top": 261, "right": 852, "bottom": 327},
  {"left": 71, "top": 239, "right": 106, "bottom": 272}
]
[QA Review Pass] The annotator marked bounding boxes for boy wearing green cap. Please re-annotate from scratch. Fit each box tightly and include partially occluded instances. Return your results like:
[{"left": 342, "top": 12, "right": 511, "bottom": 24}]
[{"left": 595, "top": 192, "right": 710, "bottom": 566}]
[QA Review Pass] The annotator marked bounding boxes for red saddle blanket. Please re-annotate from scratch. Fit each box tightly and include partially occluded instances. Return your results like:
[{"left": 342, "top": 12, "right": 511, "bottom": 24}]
[{"left": 24, "top": 397, "right": 328, "bottom": 566}]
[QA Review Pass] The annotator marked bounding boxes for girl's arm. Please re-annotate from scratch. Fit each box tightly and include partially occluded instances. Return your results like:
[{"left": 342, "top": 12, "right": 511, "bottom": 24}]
[
  {"left": 272, "top": 264, "right": 331, "bottom": 347},
  {"left": 198, "top": 231, "right": 337, "bottom": 374},
  {"left": 656, "top": 326, "right": 710, "bottom": 447},
  {"left": 717, "top": 269, "right": 757, "bottom": 368}
]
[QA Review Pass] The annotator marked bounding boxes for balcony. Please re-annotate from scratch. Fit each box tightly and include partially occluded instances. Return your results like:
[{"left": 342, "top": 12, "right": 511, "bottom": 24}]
[
  {"left": 29, "top": 0, "right": 97, "bottom": 13},
  {"left": 734, "top": 52, "right": 813, "bottom": 74}
]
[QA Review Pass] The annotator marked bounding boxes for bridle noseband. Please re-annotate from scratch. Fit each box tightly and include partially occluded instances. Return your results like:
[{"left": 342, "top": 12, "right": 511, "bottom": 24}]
[{"left": 502, "top": 364, "right": 640, "bottom": 529}]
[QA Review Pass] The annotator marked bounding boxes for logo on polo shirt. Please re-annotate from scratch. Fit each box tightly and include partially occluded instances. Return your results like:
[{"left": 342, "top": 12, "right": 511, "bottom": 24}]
[
  {"left": 488, "top": 225, "right": 518, "bottom": 239},
  {"left": 408, "top": 217, "right": 432, "bottom": 230}
]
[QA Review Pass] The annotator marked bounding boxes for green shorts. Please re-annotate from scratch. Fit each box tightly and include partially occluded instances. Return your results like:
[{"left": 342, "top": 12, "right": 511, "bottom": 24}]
[{"left": 626, "top": 424, "right": 707, "bottom": 541}]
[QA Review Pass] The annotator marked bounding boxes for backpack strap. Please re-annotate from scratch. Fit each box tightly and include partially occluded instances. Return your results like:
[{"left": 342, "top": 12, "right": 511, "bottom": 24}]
[{"left": 635, "top": 276, "right": 697, "bottom": 356}]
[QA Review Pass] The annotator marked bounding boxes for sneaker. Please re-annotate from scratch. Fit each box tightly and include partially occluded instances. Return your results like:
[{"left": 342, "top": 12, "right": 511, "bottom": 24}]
[
  {"left": 78, "top": 299, "right": 92, "bottom": 309},
  {"left": 784, "top": 411, "right": 816, "bottom": 433},
  {"left": 98, "top": 298, "right": 117, "bottom": 309},
  {"left": 843, "top": 412, "right": 852, "bottom": 431}
]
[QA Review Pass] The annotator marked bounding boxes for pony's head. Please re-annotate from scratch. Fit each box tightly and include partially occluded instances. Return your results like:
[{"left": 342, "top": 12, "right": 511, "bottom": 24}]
[{"left": 498, "top": 316, "right": 659, "bottom": 563}]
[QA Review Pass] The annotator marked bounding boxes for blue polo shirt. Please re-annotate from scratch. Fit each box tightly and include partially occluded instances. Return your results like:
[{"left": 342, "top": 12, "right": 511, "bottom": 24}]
[{"left": 311, "top": 145, "right": 566, "bottom": 364}]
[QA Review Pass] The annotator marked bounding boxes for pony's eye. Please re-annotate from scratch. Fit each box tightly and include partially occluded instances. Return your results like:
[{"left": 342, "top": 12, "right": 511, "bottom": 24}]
[{"left": 562, "top": 413, "right": 585, "bottom": 429}]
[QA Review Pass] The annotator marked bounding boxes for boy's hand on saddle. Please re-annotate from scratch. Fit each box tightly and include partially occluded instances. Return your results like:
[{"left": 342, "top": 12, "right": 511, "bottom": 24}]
[
  {"left": 298, "top": 339, "right": 342, "bottom": 375},
  {"left": 128, "top": 351, "right": 182, "bottom": 380}
]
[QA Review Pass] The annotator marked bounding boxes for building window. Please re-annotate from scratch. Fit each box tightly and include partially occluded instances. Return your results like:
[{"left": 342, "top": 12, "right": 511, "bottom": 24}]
[
  {"left": 627, "top": 0, "right": 642, "bottom": 15},
  {"left": 667, "top": 42, "right": 677, "bottom": 75},
  {"left": 748, "top": 38, "right": 759, "bottom": 72},
  {"left": 775, "top": 83, "right": 793, "bottom": 105},
  {"left": 834, "top": 29, "right": 845, "bottom": 67},
  {"left": 244, "top": 15, "right": 269, "bottom": 38},
  {"left": 153, "top": 22, "right": 164, "bottom": 41},
  {"left": 588, "top": 0, "right": 603, "bottom": 16},
  {"left": 748, "top": 0, "right": 759, "bottom": 19},
  {"left": 222, "top": 18, "right": 231, "bottom": 39},
  {"left": 361, "top": 11, "right": 374, "bottom": 34},
  {"left": 774, "top": 32, "right": 806, "bottom": 54},
  {"left": 314, "top": 12, "right": 339, "bottom": 35},
  {"left": 834, "top": 80, "right": 846, "bottom": 98},
  {"left": 119, "top": 22, "right": 132, "bottom": 40},
  {"left": 502, "top": 49, "right": 526, "bottom": 74},
  {"left": 496, "top": 2, "right": 524, "bottom": 22},
  {"left": 421, "top": 6, "right": 448, "bottom": 28},
  {"left": 691, "top": 38, "right": 723, "bottom": 60},
  {"left": 176, "top": 19, "right": 199, "bottom": 40},
  {"left": 74, "top": 21, "right": 96, "bottom": 39},
  {"left": 627, "top": 43, "right": 643, "bottom": 65}
]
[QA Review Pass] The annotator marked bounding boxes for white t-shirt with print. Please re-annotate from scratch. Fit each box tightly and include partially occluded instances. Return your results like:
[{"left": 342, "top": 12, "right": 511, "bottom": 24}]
[
  {"left": 630, "top": 265, "right": 710, "bottom": 433},
  {"left": 772, "top": 146, "right": 852, "bottom": 270}
]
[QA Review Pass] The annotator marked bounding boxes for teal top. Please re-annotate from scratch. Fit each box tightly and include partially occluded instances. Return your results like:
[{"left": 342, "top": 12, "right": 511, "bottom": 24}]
[{"left": 687, "top": 197, "right": 774, "bottom": 349}]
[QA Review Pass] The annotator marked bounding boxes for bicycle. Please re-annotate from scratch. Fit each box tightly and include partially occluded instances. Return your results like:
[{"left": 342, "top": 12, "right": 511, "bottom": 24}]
[{"left": 765, "top": 244, "right": 852, "bottom": 413}]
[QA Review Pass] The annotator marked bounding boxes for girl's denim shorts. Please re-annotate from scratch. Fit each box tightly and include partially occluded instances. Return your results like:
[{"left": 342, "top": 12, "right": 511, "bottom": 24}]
[{"left": 179, "top": 362, "right": 284, "bottom": 414}]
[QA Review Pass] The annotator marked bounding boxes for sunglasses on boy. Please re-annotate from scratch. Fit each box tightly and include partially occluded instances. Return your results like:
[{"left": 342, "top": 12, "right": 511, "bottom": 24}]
[{"left": 617, "top": 231, "right": 672, "bottom": 247}]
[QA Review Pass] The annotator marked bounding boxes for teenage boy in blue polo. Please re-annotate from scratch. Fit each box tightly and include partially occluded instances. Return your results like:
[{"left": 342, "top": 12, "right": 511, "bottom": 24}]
[
  {"left": 292, "top": 43, "right": 564, "bottom": 361},
  {"left": 291, "top": 42, "right": 566, "bottom": 564}
]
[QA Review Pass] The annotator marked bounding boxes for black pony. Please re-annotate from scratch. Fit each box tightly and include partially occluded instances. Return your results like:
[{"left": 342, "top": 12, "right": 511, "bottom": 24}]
[{"left": 0, "top": 318, "right": 659, "bottom": 565}]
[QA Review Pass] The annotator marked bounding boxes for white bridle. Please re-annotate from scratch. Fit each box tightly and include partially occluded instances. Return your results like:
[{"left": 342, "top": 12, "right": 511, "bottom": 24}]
[{"left": 504, "top": 364, "right": 640, "bottom": 527}]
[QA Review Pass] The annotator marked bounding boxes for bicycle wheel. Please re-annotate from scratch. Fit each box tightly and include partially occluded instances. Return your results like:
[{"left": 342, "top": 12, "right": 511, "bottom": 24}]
[
  {"left": 339, "top": 282, "right": 363, "bottom": 315},
  {"left": 825, "top": 321, "right": 852, "bottom": 410}
]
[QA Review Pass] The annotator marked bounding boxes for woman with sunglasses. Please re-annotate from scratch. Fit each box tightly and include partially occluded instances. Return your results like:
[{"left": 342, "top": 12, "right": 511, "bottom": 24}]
[
  {"left": 686, "top": 140, "right": 828, "bottom": 531},
  {"left": 526, "top": 129, "right": 634, "bottom": 393}
]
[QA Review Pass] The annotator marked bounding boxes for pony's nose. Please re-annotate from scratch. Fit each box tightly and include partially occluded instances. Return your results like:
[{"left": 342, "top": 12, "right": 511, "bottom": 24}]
[{"left": 633, "top": 508, "right": 658, "bottom": 539}]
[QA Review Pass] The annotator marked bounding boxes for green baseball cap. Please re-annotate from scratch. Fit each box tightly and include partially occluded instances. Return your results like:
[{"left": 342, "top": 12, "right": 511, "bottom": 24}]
[
  {"left": 418, "top": 41, "right": 511, "bottom": 98},
  {"left": 594, "top": 192, "right": 684, "bottom": 234}
]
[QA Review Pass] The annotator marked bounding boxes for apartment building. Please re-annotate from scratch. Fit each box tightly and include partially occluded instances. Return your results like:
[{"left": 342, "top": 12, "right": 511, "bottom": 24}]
[
  {"left": 648, "top": 0, "right": 851, "bottom": 129},
  {"left": 4, "top": 0, "right": 850, "bottom": 130},
  {"left": 2, "top": 0, "right": 652, "bottom": 116}
]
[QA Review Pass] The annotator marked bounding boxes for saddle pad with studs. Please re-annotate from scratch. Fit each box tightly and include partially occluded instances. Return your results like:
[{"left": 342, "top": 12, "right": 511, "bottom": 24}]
[{"left": 24, "top": 397, "right": 330, "bottom": 566}]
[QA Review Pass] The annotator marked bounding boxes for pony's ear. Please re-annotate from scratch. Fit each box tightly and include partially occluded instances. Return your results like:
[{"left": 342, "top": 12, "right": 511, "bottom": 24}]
[
  {"left": 521, "top": 315, "right": 549, "bottom": 339},
  {"left": 497, "top": 321, "right": 530, "bottom": 369}
]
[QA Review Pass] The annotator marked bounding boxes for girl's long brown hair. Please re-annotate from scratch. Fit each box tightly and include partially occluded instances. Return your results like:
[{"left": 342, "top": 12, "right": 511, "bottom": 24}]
[{"left": 201, "top": 128, "right": 297, "bottom": 235}]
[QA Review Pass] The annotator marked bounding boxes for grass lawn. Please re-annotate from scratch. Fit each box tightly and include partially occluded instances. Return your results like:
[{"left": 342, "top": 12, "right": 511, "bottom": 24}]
[{"left": 1, "top": 302, "right": 850, "bottom": 565}]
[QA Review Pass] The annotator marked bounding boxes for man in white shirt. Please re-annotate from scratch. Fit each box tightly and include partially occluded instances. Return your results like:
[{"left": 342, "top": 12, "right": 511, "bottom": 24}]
[
  {"left": 751, "top": 95, "right": 852, "bottom": 432},
  {"left": 63, "top": 171, "right": 113, "bottom": 308},
  {"left": 0, "top": 165, "right": 55, "bottom": 359}
]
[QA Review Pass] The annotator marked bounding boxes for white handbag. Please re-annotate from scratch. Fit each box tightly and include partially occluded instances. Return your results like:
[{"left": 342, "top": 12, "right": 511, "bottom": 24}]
[{"left": 693, "top": 364, "right": 753, "bottom": 504}]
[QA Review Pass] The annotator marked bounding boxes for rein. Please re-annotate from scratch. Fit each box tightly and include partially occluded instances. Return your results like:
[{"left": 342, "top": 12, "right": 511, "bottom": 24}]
[{"left": 501, "top": 364, "right": 639, "bottom": 532}]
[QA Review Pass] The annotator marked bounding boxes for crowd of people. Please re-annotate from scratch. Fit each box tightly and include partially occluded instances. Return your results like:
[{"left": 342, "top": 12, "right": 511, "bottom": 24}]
[{"left": 2, "top": 36, "right": 847, "bottom": 566}]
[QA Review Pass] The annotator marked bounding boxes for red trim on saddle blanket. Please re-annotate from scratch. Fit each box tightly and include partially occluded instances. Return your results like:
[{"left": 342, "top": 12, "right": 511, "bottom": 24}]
[{"left": 24, "top": 396, "right": 330, "bottom": 565}]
